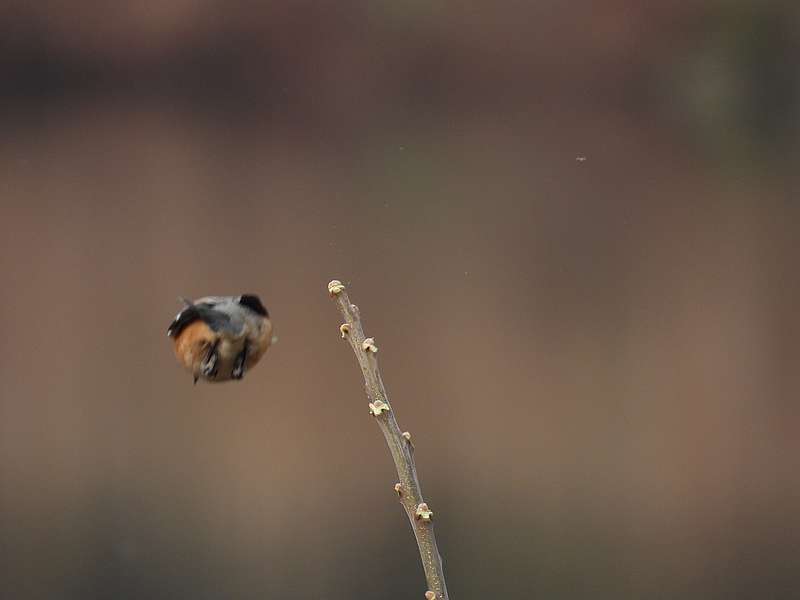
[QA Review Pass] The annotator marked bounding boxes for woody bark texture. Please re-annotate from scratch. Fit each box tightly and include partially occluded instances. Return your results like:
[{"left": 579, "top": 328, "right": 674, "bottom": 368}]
[{"left": 327, "top": 280, "right": 450, "bottom": 600}]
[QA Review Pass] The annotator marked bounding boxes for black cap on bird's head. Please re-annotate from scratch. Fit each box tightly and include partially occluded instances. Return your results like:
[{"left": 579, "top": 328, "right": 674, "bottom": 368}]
[{"left": 238, "top": 294, "right": 269, "bottom": 317}]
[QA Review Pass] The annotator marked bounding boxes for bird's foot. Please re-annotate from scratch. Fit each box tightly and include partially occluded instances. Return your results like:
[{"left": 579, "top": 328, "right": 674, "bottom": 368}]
[
  {"left": 232, "top": 343, "right": 248, "bottom": 380},
  {"left": 200, "top": 340, "right": 220, "bottom": 379}
]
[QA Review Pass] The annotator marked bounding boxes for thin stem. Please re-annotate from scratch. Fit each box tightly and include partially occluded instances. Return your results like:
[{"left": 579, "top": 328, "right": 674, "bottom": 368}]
[{"left": 327, "top": 280, "right": 450, "bottom": 600}]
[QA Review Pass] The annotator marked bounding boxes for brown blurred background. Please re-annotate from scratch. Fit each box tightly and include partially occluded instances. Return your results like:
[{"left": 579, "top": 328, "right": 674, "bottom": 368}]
[{"left": 1, "top": 2, "right": 799, "bottom": 599}]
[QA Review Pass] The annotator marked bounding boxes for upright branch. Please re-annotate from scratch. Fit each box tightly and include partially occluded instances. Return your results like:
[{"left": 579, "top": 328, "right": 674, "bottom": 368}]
[{"left": 327, "top": 280, "right": 450, "bottom": 600}]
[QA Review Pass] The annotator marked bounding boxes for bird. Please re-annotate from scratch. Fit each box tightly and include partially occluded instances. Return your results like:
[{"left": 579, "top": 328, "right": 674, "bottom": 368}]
[{"left": 167, "top": 294, "right": 273, "bottom": 383}]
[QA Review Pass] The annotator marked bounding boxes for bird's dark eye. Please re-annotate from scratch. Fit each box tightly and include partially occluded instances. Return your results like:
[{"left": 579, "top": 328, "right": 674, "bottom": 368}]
[{"left": 239, "top": 294, "right": 268, "bottom": 317}]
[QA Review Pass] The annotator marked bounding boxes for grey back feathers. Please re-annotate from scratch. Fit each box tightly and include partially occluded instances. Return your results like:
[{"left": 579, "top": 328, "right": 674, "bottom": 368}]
[{"left": 167, "top": 295, "right": 268, "bottom": 338}]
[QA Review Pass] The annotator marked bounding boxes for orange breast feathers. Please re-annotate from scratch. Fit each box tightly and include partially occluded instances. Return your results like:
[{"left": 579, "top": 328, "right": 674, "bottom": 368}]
[
  {"left": 172, "top": 320, "right": 217, "bottom": 373},
  {"left": 246, "top": 317, "right": 273, "bottom": 368},
  {"left": 172, "top": 318, "right": 273, "bottom": 377}
]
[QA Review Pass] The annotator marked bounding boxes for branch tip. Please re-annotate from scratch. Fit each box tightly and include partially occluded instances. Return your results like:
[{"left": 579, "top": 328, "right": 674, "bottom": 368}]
[
  {"left": 394, "top": 483, "right": 403, "bottom": 497},
  {"left": 327, "top": 280, "right": 346, "bottom": 296},
  {"left": 402, "top": 431, "right": 414, "bottom": 449},
  {"left": 339, "top": 323, "right": 350, "bottom": 338}
]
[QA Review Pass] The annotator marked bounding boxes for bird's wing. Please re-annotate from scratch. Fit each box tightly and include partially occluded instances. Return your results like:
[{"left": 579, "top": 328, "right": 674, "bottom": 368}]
[{"left": 167, "top": 301, "right": 245, "bottom": 337}]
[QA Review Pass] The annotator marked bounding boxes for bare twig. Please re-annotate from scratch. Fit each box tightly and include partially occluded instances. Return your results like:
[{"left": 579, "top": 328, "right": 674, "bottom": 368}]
[{"left": 327, "top": 280, "right": 450, "bottom": 600}]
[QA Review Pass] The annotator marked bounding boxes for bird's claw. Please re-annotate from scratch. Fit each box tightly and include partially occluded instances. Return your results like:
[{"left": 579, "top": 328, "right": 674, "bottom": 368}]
[
  {"left": 200, "top": 340, "right": 220, "bottom": 379},
  {"left": 231, "top": 343, "right": 248, "bottom": 380}
]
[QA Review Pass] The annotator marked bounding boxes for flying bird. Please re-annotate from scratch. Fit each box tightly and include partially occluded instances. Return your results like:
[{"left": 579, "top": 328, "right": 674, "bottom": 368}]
[{"left": 167, "top": 294, "right": 273, "bottom": 383}]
